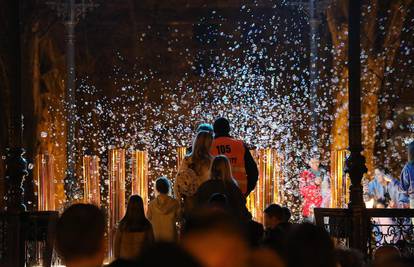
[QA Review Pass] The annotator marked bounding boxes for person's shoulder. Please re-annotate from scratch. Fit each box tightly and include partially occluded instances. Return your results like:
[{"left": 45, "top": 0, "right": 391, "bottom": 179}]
[
  {"left": 227, "top": 180, "right": 243, "bottom": 193},
  {"left": 148, "top": 198, "right": 157, "bottom": 207},
  {"left": 166, "top": 195, "right": 179, "bottom": 205},
  {"left": 236, "top": 138, "right": 247, "bottom": 146},
  {"left": 404, "top": 163, "right": 414, "bottom": 170}
]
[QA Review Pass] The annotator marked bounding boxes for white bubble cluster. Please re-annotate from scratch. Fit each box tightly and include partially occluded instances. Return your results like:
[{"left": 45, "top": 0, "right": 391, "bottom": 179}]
[{"left": 44, "top": 1, "right": 414, "bottom": 220}]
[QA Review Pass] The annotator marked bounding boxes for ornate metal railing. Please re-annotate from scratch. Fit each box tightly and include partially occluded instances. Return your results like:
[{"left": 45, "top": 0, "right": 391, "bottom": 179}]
[
  {"left": 366, "top": 209, "right": 414, "bottom": 257},
  {"left": 315, "top": 208, "right": 414, "bottom": 257},
  {"left": 315, "top": 208, "right": 351, "bottom": 247}
]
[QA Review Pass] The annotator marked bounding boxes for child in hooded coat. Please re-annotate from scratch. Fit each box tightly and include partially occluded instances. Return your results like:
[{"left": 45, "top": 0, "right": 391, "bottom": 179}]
[{"left": 147, "top": 177, "right": 180, "bottom": 242}]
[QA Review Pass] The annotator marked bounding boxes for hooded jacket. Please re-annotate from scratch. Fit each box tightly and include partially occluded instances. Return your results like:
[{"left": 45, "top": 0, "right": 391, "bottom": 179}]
[{"left": 147, "top": 194, "right": 179, "bottom": 242}]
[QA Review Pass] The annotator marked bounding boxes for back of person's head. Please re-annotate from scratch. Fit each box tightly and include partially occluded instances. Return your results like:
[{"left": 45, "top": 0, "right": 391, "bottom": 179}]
[
  {"left": 155, "top": 176, "right": 171, "bottom": 195},
  {"left": 376, "top": 257, "right": 414, "bottom": 267},
  {"left": 137, "top": 242, "right": 202, "bottom": 267},
  {"left": 208, "top": 193, "right": 229, "bottom": 211},
  {"left": 210, "top": 155, "right": 233, "bottom": 182},
  {"left": 191, "top": 130, "right": 213, "bottom": 173},
  {"left": 182, "top": 209, "right": 244, "bottom": 237},
  {"left": 373, "top": 245, "right": 401, "bottom": 266},
  {"left": 335, "top": 247, "right": 365, "bottom": 267},
  {"left": 265, "top": 204, "right": 284, "bottom": 220},
  {"left": 282, "top": 207, "right": 291, "bottom": 223},
  {"left": 213, "top": 117, "right": 230, "bottom": 136},
  {"left": 286, "top": 223, "right": 335, "bottom": 267},
  {"left": 182, "top": 210, "right": 248, "bottom": 267},
  {"left": 248, "top": 248, "right": 286, "bottom": 267},
  {"left": 408, "top": 141, "right": 414, "bottom": 162},
  {"left": 196, "top": 123, "right": 214, "bottom": 133},
  {"left": 120, "top": 195, "right": 150, "bottom": 232},
  {"left": 264, "top": 204, "right": 284, "bottom": 229},
  {"left": 395, "top": 240, "right": 411, "bottom": 258},
  {"left": 56, "top": 204, "right": 106, "bottom": 264}
]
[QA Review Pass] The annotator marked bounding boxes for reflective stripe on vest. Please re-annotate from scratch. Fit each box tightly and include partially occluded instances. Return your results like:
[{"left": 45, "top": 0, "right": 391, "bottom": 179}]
[{"left": 211, "top": 137, "right": 248, "bottom": 194}]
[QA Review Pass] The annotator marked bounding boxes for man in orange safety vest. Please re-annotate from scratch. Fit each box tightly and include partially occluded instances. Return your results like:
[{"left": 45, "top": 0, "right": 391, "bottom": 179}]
[{"left": 210, "top": 117, "right": 259, "bottom": 196}]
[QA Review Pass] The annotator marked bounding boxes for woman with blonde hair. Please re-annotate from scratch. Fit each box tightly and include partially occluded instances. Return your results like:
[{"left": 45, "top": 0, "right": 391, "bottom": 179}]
[
  {"left": 175, "top": 130, "right": 213, "bottom": 216},
  {"left": 194, "top": 155, "right": 251, "bottom": 221}
]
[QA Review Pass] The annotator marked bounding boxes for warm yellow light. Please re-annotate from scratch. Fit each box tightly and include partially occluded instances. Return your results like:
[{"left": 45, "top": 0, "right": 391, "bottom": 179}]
[
  {"left": 331, "top": 150, "right": 349, "bottom": 208},
  {"left": 83, "top": 155, "right": 101, "bottom": 206},
  {"left": 35, "top": 153, "right": 56, "bottom": 211},
  {"left": 176, "top": 147, "right": 187, "bottom": 170},
  {"left": 108, "top": 148, "right": 126, "bottom": 260},
  {"left": 247, "top": 149, "right": 284, "bottom": 223},
  {"left": 131, "top": 150, "right": 149, "bottom": 209}
]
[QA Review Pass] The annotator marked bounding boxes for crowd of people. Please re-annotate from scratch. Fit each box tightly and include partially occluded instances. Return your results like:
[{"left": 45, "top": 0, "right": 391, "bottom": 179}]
[{"left": 54, "top": 118, "right": 414, "bottom": 267}]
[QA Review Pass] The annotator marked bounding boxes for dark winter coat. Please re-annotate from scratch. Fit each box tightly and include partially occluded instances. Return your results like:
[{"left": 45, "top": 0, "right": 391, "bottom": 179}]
[{"left": 194, "top": 179, "right": 252, "bottom": 221}]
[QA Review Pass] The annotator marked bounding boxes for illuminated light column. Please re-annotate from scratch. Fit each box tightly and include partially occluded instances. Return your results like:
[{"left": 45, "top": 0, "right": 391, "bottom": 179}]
[
  {"left": 331, "top": 150, "right": 349, "bottom": 208},
  {"left": 83, "top": 155, "right": 100, "bottom": 206},
  {"left": 247, "top": 149, "right": 284, "bottom": 223},
  {"left": 131, "top": 150, "right": 149, "bottom": 206},
  {"left": 108, "top": 148, "right": 126, "bottom": 259},
  {"left": 176, "top": 147, "right": 187, "bottom": 169},
  {"left": 35, "top": 154, "right": 56, "bottom": 211}
]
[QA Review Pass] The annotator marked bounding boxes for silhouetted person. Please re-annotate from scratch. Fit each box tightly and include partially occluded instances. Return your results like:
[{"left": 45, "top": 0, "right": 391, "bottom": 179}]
[
  {"left": 114, "top": 195, "right": 154, "bottom": 261},
  {"left": 137, "top": 242, "right": 202, "bottom": 267},
  {"left": 264, "top": 204, "right": 284, "bottom": 230},
  {"left": 286, "top": 223, "right": 336, "bottom": 267},
  {"left": 194, "top": 155, "right": 251, "bottom": 221},
  {"left": 55, "top": 204, "right": 106, "bottom": 267},
  {"left": 262, "top": 204, "right": 290, "bottom": 254},
  {"left": 248, "top": 248, "right": 285, "bottom": 267},
  {"left": 181, "top": 210, "right": 249, "bottom": 267},
  {"left": 211, "top": 117, "right": 258, "bottom": 196},
  {"left": 334, "top": 248, "right": 365, "bottom": 267},
  {"left": 281, "top": 206, "right": 291, "bottom": 223},
  {"left": 246, "top": 219, "right": 264, "bottom": 248},
  {"left": 373, "top": 256, "right": 414, "bottom": 267},
  {"left": 208, "top": 192, "right": 230, "bottom": 211},
  {"left": 373, "top": 245, "right": 401, "bottom": 267}
]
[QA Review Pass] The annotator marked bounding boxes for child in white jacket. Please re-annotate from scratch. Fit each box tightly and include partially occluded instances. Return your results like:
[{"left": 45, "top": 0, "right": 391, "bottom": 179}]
[{"left": 147, "top": 177, "right": 180, "bottom": 242}]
